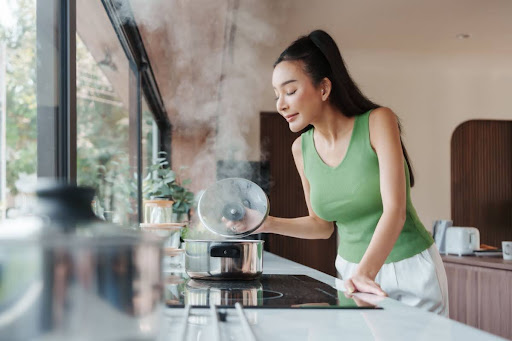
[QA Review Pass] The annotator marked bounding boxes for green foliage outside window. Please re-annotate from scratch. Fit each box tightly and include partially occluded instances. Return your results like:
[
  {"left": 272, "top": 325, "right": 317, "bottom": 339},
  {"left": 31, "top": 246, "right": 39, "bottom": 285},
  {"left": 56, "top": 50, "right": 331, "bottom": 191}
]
[
  {"left": 1, "top": 1, "right": 137, "bottom": 224},
  {"left": 143, "top": 152, "right": 195, "bottom": 220},
  {"left": 1, "top": 0, "right": 37, "bottom": 198}
]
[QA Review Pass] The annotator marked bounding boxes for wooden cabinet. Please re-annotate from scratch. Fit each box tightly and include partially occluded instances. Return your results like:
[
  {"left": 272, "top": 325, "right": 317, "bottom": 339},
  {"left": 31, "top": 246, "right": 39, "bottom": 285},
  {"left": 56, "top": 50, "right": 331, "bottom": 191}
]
[{"left": 442, "top": 255, "right": 512, "bottom": 339}]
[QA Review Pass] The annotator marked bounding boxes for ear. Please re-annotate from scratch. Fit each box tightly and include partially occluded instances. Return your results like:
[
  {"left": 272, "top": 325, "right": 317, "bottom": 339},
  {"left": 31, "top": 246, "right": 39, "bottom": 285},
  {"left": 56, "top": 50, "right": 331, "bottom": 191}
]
[{"left": 320, "top": 78, "right": 332, "bottom": 101}]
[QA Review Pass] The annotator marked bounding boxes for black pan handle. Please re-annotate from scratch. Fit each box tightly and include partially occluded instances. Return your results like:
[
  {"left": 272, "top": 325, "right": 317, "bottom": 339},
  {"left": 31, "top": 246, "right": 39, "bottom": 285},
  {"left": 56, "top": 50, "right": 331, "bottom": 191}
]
[{"left": 210, "top": 244, "right": 241, "bottom": 258}]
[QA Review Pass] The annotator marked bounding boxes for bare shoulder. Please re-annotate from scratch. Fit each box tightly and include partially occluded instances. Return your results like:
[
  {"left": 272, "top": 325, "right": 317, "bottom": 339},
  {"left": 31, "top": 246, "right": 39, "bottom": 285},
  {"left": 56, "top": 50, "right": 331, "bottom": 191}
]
[
  {"left": 291, "top": 135, "right": 302, "bottom": 157},
  {"left": 368, "top": 107, "right": 401, "bottom": 151},
  {"left": 369, "top": 107, "right": 399, "bottom": 127},
  {"left": 291, "top": 135, "right": 305, "bottom": 172}
]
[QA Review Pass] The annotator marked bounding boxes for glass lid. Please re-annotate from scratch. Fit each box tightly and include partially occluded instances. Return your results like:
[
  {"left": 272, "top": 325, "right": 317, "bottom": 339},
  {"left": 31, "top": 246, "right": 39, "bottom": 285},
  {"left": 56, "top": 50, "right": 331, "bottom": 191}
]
[{"left": 197, "top": 178, "right": 269, "bottom": 238}]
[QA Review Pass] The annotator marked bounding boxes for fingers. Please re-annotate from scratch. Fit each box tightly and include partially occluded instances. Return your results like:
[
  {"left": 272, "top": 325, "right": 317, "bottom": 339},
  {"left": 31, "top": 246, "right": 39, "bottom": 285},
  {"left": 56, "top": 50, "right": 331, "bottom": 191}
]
[
  {"left": 345, "top": 277, "right": 388, "bottom": 297},
  {"left": 221, "top": 207, "right": 263, "bottom": 234},
  {"left": 345, "top": 278, "right": 356, "bottom": 294},
  {"left": 221, "top": 217, "right": 244, "bottom": 233},
  {"left": 359, "top": 281, "right": 387, "bottom": 297},
  {"left": 350, "top": 296, "right": 370, "bottom": 308},
  {"left": 221, "top": 217, "right": 232, "bottom": 227},
  {"left": 221, "top": 217, "right": 237, "bottom": 229},
  {"left": 351, "top": 292, "right": 387, "bottom": 306}
]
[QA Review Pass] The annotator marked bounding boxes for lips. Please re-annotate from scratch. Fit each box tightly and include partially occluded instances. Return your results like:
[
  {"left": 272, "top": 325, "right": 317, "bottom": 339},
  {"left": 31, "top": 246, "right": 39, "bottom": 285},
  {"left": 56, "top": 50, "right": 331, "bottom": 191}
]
[{"left": 285, "top": 113, "right": 299, "bottom": 122}]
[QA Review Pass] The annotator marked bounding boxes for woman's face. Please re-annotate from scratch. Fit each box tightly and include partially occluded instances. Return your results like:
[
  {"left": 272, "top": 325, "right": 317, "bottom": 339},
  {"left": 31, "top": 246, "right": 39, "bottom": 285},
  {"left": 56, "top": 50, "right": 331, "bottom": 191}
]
[{"left": 272, "top": 60, "right": 324, "bottom": 132}]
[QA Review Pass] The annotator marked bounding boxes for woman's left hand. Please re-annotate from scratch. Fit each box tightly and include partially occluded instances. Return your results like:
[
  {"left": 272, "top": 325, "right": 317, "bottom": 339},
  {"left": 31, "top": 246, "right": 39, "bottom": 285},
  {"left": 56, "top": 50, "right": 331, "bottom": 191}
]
[{"left": 344, "top": 274, "right": 388, "bottom": 297}]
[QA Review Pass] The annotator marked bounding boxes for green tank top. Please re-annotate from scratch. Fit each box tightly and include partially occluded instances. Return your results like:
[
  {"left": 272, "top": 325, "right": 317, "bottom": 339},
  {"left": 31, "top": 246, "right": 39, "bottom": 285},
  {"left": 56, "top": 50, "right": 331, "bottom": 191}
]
[{"left": 301, "top": 109, "right": 433, "bottom": 264}]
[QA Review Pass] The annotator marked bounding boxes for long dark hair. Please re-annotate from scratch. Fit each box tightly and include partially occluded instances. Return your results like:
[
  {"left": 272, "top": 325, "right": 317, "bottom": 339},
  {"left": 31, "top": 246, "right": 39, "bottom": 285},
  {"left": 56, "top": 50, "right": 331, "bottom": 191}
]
[{"left": 274, "top": 29, "right": 415, "bottom": 186}]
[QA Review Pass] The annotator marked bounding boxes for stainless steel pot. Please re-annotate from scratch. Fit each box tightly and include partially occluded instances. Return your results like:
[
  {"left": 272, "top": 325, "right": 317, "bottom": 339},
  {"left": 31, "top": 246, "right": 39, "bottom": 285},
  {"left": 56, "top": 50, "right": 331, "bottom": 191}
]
[
  {"left": 0, "top": 182, "right": 164, "bottom": 341},
  {"left": 184, "top": 239, "right": 263, "bottom": 280},
  {"left": 185, "top": 178, "right": 268, "bottom": 280}
]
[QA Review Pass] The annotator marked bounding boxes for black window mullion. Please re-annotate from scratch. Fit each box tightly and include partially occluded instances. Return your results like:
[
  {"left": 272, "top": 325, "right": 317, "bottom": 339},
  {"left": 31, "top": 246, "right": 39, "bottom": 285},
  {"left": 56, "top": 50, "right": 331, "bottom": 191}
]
[
  {"left": 137, "top": 70, "right": 142, "bottom": 224},
  {"left": 62, "top": 0, "right": 76, "bottom": 182},
  {"left": 102, "top": 0, "right": 171, "bottom": 159},
  {"left": 36, "top": 0, "right": 76, "bottom": 182}
]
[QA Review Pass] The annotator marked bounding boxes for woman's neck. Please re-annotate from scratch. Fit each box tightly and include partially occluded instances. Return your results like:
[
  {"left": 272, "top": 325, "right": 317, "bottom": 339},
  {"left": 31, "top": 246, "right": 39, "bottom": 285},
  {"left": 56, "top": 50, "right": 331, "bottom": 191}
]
[{"left": 311, "top": 105, "right": 353, "bottom": 145}]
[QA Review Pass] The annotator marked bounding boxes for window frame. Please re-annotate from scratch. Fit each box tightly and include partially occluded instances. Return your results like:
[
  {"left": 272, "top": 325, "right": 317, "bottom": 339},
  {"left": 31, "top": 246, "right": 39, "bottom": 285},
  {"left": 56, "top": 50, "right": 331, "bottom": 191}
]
[{"left": 36, "top": 0, "right": 170, "bottom": 223}]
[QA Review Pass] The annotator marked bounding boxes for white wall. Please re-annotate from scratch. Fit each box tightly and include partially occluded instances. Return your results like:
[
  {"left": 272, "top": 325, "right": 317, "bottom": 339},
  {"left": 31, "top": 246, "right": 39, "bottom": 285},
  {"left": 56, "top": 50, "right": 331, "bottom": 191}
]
[{"left": 247, "top": 45, "right": 512, "bottom": 229}]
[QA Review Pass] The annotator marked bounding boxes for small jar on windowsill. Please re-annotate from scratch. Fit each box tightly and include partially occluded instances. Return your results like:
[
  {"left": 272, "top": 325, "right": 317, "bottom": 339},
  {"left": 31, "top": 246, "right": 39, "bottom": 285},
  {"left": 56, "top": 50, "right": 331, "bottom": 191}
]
[{"left": 143, "top": 199, "right": 174, "bottom": 224}]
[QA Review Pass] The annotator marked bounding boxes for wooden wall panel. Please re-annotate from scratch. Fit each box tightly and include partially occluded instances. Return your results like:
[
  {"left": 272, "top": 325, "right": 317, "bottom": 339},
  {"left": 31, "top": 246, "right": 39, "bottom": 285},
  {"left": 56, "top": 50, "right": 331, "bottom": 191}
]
[
  {"left": 260, "top": 112, "right": 337, "bottom": 276},
  {"left": 444, "top": 261, "right": 512, "bottom": 339},
  {"left": 451, "top": 120, "right": 512, "bottom": 247}
]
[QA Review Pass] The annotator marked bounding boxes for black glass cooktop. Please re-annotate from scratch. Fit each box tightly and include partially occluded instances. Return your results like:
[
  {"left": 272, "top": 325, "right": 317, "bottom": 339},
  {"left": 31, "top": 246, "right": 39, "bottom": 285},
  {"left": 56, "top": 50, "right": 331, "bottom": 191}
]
[{"left": 165, "top": 274, "right": 381, "bottom": 309}]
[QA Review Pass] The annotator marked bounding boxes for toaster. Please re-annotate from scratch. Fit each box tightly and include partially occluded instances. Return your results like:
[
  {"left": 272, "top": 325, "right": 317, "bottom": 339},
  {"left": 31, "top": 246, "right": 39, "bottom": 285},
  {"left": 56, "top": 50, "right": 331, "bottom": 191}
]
[{"left": 444, "top": 227, "right": 480, "bottom": 256}]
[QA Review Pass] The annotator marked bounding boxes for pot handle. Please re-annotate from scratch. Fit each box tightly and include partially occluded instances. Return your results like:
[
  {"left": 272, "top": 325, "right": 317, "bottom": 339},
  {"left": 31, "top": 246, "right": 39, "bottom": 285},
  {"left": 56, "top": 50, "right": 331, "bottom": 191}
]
[{"left": 210, "top": 245, "right": 241, "bottom": 258}]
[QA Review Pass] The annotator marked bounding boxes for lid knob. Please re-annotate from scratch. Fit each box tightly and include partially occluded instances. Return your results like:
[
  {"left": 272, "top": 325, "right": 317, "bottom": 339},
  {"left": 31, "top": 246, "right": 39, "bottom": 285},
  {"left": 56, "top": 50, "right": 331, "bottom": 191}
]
[{"left": 222, "top": 202, "right": 245, "bottom": 221}]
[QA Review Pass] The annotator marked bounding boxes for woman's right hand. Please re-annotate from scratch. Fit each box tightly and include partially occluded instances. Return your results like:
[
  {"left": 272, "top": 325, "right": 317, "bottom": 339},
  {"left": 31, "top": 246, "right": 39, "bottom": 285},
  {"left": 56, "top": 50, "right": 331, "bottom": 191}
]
[{"left": 221, "top": 207, "right": 266, "bottom": 235}]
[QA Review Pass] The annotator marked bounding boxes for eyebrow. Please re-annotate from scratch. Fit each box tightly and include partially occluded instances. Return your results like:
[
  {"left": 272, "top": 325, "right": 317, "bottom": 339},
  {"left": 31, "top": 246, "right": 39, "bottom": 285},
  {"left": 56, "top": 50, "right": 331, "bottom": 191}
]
[
  {"left": 273, "top": 79, "right": 297, "bottom": 90},
  {"left": 280, "top": 79, "right": 297, "bottom": 87}
]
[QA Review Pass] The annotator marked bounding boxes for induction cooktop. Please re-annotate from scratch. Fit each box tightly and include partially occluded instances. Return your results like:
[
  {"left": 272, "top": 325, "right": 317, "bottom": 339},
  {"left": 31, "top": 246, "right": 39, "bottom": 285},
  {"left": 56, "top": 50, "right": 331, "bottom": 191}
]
[{"left": 165, "top": 274, "right": 381, "bottom": 309}]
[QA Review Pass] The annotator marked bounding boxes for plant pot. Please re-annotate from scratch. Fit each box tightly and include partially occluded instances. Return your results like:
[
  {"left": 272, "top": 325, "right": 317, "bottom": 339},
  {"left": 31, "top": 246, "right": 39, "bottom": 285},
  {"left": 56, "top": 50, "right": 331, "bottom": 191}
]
[{"left": 171, "top": 212, "right": 188, "bottom": 223}]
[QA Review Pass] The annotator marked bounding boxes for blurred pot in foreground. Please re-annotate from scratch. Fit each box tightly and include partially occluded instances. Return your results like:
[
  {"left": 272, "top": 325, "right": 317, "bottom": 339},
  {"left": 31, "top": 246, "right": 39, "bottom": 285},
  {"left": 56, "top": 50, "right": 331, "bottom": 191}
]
[{"left": 0, "top": 181, "right": 164, "bottom": 341}]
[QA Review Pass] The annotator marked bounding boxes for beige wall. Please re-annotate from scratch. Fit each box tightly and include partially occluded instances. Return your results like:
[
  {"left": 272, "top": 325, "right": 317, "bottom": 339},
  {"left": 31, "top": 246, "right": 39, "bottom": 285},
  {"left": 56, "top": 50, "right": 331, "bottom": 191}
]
[
  {"left": 245, "top": 45, "right": 512, "bottom": 229},
  {"left": 225, "top": 0, "right": 512, "bottom": 230}
]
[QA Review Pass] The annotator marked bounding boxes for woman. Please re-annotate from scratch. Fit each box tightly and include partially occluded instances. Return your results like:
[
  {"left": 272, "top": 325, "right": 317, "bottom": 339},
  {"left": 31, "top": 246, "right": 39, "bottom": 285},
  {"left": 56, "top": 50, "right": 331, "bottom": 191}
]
[{"left": 231, "top": 29, "right": 448, "bottom": 315}]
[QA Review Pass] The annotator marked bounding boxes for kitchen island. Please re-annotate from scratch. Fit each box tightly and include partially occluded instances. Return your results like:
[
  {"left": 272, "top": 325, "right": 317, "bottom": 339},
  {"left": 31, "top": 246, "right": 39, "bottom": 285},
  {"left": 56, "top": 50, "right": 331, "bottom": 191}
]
[{"left": 161, "top": 252, "right": 507, "bottom": 340}]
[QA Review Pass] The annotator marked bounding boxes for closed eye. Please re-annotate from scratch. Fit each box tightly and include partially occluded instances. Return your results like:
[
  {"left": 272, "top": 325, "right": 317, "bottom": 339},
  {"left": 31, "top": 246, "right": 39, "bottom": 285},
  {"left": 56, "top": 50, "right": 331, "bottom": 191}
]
[{"left": 274, "top": 89, "right": 296, "bottom": 101}]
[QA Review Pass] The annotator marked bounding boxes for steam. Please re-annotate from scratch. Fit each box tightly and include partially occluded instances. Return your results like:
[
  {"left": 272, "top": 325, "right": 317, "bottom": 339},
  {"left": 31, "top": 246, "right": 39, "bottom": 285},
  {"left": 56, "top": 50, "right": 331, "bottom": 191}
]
[{"left": 123, "top": 0, "right": 286, "bottom": 187}]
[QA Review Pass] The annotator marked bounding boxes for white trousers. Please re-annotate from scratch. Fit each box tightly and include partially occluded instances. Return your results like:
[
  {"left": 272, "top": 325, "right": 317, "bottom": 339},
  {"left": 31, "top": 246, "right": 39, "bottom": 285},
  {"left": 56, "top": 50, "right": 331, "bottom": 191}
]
[{"left": 335, "top": 244, "right": 449, "bottom": 316}]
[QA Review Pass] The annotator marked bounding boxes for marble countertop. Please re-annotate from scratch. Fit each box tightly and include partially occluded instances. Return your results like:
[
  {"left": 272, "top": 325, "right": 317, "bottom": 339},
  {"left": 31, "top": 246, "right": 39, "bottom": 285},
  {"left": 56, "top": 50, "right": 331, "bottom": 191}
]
[{"left": 161, "top": 252, "right": 507, "bottom": 341}]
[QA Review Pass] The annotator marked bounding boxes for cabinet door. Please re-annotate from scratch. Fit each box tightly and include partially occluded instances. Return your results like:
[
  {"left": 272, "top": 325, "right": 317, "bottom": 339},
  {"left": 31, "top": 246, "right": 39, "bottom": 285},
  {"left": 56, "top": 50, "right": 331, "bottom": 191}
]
[{"left": 444, "top": 262, "right": 512, "bottom": 339}]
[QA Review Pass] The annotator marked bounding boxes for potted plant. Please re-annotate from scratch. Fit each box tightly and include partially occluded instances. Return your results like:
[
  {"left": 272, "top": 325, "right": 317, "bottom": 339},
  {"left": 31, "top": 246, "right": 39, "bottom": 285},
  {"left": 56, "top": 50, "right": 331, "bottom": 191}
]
[{"left": 143, "top": 152, "right": 195, "bottom": 223}]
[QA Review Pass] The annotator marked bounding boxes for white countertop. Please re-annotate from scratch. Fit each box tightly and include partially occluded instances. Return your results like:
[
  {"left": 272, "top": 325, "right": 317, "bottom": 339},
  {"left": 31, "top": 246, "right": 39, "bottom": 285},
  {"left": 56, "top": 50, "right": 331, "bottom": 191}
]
[{"left": 162, "top": 252, "right": 507, "bottom": 341}]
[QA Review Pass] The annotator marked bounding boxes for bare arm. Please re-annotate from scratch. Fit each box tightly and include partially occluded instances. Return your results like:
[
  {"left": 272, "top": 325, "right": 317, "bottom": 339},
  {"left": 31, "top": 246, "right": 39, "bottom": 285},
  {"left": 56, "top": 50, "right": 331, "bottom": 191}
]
[
  {"left": 345, "top": 107, "right": 407, "bottom": 296},
  {"left": 258, "top": 136, "right": 334, "bottom": 239}
]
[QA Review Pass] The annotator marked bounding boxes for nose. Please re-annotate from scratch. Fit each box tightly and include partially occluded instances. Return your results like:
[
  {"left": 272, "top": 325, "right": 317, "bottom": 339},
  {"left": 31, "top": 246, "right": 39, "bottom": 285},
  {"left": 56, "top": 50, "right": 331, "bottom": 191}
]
[{"left": 276, "top": 96, "right": 288, "bottom": 113}]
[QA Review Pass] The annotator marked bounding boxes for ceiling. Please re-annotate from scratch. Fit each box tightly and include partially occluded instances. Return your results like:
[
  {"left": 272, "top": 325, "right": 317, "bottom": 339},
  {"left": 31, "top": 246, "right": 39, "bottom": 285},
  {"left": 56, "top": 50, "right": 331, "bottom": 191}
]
[
  {"left": 129, "top": 0, "right": 512, "bottom": 123},
  {"left": 283, "top": 0, "right": 512, "bottom": 56}
]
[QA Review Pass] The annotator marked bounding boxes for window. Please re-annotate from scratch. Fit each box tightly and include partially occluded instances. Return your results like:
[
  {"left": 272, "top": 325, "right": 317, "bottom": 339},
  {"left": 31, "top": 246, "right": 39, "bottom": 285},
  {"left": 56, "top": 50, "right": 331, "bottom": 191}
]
[
  {"left": 76, "top": 0, "right": 136, "bottom": 226},
  {"left": 0, "top": 0, "right": 169, "bottom": 225},
  {"left": 0, "top": 0, "right": 37, "bottom": 218}
]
